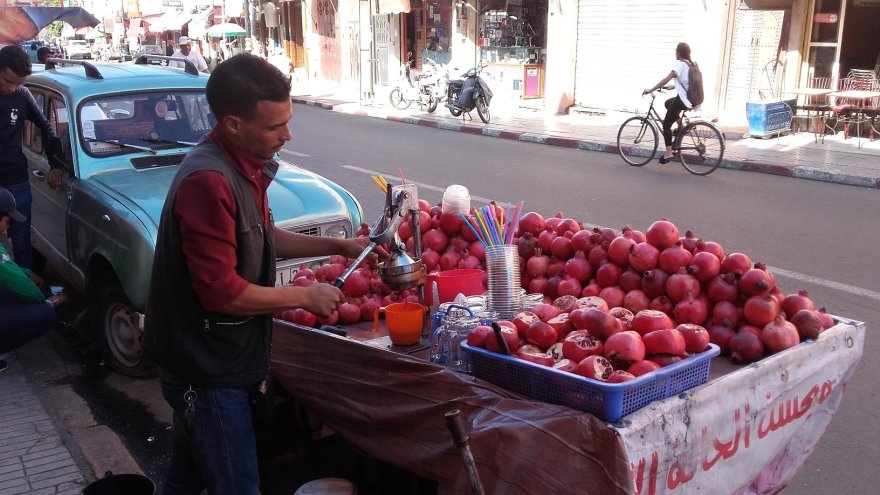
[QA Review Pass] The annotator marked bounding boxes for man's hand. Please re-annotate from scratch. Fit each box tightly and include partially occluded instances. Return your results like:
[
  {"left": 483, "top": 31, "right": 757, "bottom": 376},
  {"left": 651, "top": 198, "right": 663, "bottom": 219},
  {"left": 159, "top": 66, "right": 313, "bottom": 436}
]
[
  {"left": 341, "top": 236, "right": 389, "bottom": 263},
  {"left": 47, "top": 168, "right": 62, "bottom": 190},
  {"left": 301, "top": 283, "right": 345, "bottom": 318}
]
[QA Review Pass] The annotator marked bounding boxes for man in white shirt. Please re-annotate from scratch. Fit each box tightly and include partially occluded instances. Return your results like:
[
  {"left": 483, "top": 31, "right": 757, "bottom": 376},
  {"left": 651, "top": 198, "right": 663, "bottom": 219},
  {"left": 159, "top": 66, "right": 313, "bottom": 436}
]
[{"left": 169, "top": 36, "right": 209, "bottom": 74}]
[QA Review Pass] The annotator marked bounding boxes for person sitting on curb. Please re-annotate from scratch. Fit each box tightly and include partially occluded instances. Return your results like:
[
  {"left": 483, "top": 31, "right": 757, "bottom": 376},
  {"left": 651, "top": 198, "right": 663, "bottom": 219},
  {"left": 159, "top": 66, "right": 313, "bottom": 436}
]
[{"left": 0, "top": 186, "right": 56, "bottom": 372}]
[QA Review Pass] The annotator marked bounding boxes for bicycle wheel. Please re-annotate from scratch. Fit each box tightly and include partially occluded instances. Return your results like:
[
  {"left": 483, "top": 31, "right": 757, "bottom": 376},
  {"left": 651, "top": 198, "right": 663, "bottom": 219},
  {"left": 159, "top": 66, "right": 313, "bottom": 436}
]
[
  {"left": 389, "top": 88, "right": 411, "bottom": 110},
  {"left": 617, "top": 117, "right": 658, "bottom": 166},
  {"left": 676, "top": 122, "right": 724, "bottom": 175}
]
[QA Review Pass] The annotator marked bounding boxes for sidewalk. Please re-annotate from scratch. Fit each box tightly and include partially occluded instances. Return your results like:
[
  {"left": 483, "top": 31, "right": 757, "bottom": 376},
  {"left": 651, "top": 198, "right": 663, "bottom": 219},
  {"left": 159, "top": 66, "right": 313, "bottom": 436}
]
[{"left": 290, "top": 87, "right": 880, "bottom": 189}]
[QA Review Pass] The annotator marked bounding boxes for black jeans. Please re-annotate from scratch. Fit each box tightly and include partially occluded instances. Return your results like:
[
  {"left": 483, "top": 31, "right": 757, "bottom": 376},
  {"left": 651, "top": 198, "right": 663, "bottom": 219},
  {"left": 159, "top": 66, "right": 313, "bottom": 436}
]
[{"left": 663, "top": 96, "right": 688, "bottom": 147}]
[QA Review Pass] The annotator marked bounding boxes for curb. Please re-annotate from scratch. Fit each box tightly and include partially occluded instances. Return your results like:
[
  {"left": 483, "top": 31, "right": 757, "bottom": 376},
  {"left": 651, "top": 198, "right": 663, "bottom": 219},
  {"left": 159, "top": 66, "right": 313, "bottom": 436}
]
[{"left": 290, "top": 97, "right": 880, "bottom": 189}]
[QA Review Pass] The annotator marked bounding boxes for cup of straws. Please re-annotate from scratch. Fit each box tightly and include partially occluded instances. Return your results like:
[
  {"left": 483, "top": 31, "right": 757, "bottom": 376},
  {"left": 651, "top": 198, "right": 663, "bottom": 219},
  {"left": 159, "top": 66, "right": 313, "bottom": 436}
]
[{"left": 459, "top": 201, "right": 525, "bottom": 320}]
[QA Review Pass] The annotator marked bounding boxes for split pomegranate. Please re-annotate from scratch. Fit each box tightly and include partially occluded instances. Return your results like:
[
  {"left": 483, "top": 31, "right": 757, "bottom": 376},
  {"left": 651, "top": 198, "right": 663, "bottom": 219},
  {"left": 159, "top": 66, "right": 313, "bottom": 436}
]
[
  {"left": 607, "top": 370, "right": 637, "bottom": 383},
  {"left": 631, "top": 310, "right": 675, "bottom": 336},
  {"left": 579, "top": 308, "right": 620, "bottom": 340},
  {"left": 512, "top": 311, "right": 541, "bottom": 339},
  {"left": 552, "top": 359, "right": 578, "bottom": 373},
  {"left": 484, "top": 325, "right": 520, "bottom": 354},
  {"left": 562, "top": 330, "right": 604, "bottom": 362},
  {"left": 576, "top": 296, "right": 610, "bottom": 313},
  {"left": 573, "top": 355, "right": 614, "bottom": 381},
  {"left": 516, "top": 345, "right": 555, "bottom": 366},
  {"left": 628, "top": 360, "right": 662, "bottom": 376}
]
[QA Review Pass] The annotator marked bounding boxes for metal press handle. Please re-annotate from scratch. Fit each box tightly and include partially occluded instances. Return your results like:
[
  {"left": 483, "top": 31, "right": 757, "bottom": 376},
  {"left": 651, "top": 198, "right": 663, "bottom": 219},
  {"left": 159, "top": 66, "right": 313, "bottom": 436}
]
[{"left": 332, "top": 241, "right": 376, "bottom": 288}]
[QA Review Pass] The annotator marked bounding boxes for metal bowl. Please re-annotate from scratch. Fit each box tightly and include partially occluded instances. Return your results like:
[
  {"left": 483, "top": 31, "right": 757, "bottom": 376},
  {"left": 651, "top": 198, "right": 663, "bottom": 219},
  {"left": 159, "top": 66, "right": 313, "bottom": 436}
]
[{"left": 379, "top": 258, "right": 427, "bottom": 291}]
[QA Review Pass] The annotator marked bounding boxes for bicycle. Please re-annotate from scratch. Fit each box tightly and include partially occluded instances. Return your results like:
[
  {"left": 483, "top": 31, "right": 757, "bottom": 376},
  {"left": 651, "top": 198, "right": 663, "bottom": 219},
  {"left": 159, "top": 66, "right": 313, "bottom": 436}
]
[{"left": 616, "top": 89, "right": 725, "bottom": 176}]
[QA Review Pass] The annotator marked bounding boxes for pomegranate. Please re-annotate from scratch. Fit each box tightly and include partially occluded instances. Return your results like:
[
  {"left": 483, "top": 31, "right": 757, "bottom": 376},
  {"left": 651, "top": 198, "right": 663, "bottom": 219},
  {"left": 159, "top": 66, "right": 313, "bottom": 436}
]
[
  {"left": 587, "top": 243, "right": 609, "bottom": 266},
  {"left": 552, "top": 359, "right": 578, "bottom": 373},
  {"left": 607, "top": 370, "right": 637, "bottom": 383},
  {"left": 743, "top": 294, "right": 781, "bottom": 327},
  {"left": 550, "top": 236, "right": 573, "bottom": 259},
  {"left": 570, "top": 230, "right": 596, "bottom": 253},
  {"left": 721, "top": 252, "right": 752, "bottom": 276},
  {"left": 518, "top": 211, "right": 545, "bottom": 236},
  {"left": 564, "top": 252, "right": 593, "bottom": 282},
  {"left": 338, "top": 303, "right": 361, "bottom": 325},
  {"left": 711, "top": 300, "right": 741, "bottom": 327},
  {"left": 623, "top": 290, "right": 650, "bottom": 313},
  {"left": 537, "top": 230, "right": 558, "bottom": 252},
  {"left": 555, "top": 218, "right": 581, "bottom": 236},
  {"left": 528, "top": 276, "right": 548, "bottom": 295},
  {"left": 438, "top": 213, "right": 463, "bottom": 234},
  {"left": 781, "top": 290, "right": 816, "bottom": 319},
  {"left": 547, "top": 313, "right": 574, "bottom": 339},
  {"left": 580, "top": 308, "right": 621, "bottom": 340},
  {"left": 604, "top": 331, "right": 646, "bottom": 369},
  {"left": 562, "top": 330, "right": 604, "bottom": 362},
  {"left": 738, "top": 267, "right": 775, "bottom": 297},
  {"left": 526, "top": 251, "right": 551, "bottom": 278},
  {"left": 467, "top": 325, "right": 493, "bottom": 348},
  {"left": 526, "top": 321, "right": 559, "bottom": 349},
  {"left": 422, "top": 228, "right": 450, "bottom": 253},
  {"left": 640, "top": 268, "right": 669, "bottom": 299},
  {"left": 816, "top": 307, "right": 836, "bottom": 329},
  {"left": 556, "top": 277, "right": 583, "bottom": 298},
  {"left": 629, "top": 242, "right": 660, "bottom": 272},
  {"left": 707, "top": 273, "right": 739, "bottom": 303},
  {"left": 439, "top": 249, "right": 461, "bottom": 271},
  {"left": 708, "top": 324, "right": 736, "bottom": 354},
  {"left": 676, "top": 324, "right": 711, "bottom": 353},
  {"left": 673, "top": 292, "right": 709, "bottom": 325},
  {"left": 607, "top": 235, "right": 636, "bottom": 266},
  {"left": 666, "top": 270, "right": 701, "bottom": 302},
  {"left": 288, "top": 308, "right": 317, "bottom": 327},
  {"left": 729, "top": 331, "right": 764, "bottom": 363},
  {"left": 628, "top": 360, "right": 662, "bottom": 376},
  {"left": 546, "top": 342, "right": 565, "bottom": 362},
  {"left": 516, "top": 232, "right": 538, "bottom": 258},
  {"left": 679, "top": 230, "right": 699, "bottom": 252},
  {"left": 762, "top": 316, "right": 800, "bottom": 354},
  {"left": 512, "top": 311, "right": 541, "bottom": 339},
  {"left": 573, "top": 355, "right": 614, "bottom": 381},
  {"left": 421, "top": 249, "right": 440, "bottom": 272},
  {"left": 642, "top": 329, "right": 686, "bottom": 356},
  {"left": 645, "top": 219, "right": 680, "bottom": 250},
  {"left": 552, "top": 295, "right": 578, "bottom": 314},
  {"left": 649, "top": 296, "right": 674, "bottom": 316},
  {"left": 576, "top": 296, "right": 609, "bottom": 313},
  {"left": 694, "top": 239, "right": 725, "bottom": 261},
  {"left": 530, "top": 303, "right": 560, "bottom": 322},
  {"left": 790, "top": 309, "right": 824, "bottom": 341},
  {"left": 658, "top": 242, "right": 694, "bottom": 274},
  {"left": 632, "top": 310, "right": 675, "bottom": 335},
  {"left": 619, "top": 269, "right": 643, "bottom": 292},
  {"left": 485, "top": 325, "right": 520, "bottom": 354},
  {"left": 580, "top": 280, "right": 602, "bottom": 297},
  {"left": 608, "top": 307, "right": 635, "bottom": 332},
  {"left": 651, "top": 354, "right": 683, "bottom": 367},
  {"left": 687, "top": 251, "right": 722, "bottom": 282},
  {"left": 598, "top": 286, "right": 625, "bottom": 309},
  {"left": 595, "top": 261, "right": 623, "bottom": 288},
  {"left": 516, "top": 345, "right": 555, "bottom": 366}
]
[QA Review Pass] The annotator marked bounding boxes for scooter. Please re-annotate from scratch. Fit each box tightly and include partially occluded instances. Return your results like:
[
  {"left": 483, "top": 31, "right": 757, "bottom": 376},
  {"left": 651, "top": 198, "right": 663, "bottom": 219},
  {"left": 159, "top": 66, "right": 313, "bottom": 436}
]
[
  {"left": 445, "top": 62, "right": 493, "bottom": 124},
  {"left": 389, "top": 52, "right": 438, "bottom": 112},
  {"left": 422, "top": 57, "right": 450, "bottom": 113}
]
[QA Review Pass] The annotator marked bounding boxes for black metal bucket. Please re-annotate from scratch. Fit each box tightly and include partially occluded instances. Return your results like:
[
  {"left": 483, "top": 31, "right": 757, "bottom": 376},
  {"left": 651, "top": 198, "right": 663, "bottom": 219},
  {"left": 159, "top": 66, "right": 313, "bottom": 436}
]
[{"left": 81, "top": 471, "right": 155, "bottom": 495}]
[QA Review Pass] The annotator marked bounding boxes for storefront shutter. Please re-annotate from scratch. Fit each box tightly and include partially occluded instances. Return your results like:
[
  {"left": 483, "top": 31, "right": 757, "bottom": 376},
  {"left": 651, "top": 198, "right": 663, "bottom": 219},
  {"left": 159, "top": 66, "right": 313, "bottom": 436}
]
[{"left": 574, "top": 0, "right": 689, "bottom": 112}]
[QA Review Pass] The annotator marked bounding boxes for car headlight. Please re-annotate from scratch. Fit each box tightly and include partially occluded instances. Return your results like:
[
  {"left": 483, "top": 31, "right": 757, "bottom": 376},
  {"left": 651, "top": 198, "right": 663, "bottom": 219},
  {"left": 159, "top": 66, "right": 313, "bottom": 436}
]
[{"left": 323, "top": 224, "right": 348, "bottom": 238}]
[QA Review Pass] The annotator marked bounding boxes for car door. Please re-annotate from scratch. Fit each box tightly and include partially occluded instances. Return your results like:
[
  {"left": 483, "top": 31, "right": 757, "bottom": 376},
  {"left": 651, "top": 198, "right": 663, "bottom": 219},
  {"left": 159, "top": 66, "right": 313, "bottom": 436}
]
[{"left": 25, "top": 88, "right": 74, "bottom": 268}]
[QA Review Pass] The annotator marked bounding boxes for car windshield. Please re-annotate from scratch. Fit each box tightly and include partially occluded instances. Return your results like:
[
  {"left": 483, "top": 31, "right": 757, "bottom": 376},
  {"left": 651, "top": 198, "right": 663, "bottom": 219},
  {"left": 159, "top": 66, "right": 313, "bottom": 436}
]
[{"left": 79, "top": 91, "right": 214, "bottom": 156}]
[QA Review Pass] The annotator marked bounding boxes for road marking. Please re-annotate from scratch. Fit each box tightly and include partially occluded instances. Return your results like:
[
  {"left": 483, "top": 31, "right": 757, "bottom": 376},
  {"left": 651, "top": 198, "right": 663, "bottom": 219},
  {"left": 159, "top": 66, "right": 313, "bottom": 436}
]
[
  {"left": 341, "top": 164, "right": 880, "bottom": 302},
  {"left": 280, "top": 149, "right": 310, "bottom": 158}
]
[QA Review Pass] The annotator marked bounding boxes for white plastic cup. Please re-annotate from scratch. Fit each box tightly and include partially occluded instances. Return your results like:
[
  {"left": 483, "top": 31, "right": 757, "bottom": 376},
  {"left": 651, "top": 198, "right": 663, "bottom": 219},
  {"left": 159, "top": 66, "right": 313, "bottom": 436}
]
[{"left": 441, "top": 184, "right": 471, "bottom": 215}]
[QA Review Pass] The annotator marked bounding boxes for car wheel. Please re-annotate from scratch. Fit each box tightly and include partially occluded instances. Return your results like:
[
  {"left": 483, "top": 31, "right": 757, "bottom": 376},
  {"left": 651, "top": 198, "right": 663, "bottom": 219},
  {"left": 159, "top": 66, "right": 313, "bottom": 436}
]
[{"left": 91, "top": 284, "right": 157, "bottom": 378}]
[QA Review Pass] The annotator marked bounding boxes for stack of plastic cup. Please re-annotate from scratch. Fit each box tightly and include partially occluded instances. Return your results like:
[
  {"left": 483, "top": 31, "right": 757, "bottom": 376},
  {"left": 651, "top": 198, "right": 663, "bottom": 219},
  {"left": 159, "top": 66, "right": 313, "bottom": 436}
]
[
  {"left": 484, "top": 244, "right": 522, "bottom": 320},
  {"left": 441, "top": 184, "right": 471, "bottom": 215}
]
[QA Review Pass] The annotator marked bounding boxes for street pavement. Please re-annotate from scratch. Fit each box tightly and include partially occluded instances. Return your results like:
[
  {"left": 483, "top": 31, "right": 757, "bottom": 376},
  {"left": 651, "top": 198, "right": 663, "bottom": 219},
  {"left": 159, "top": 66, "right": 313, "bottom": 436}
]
[
  {"left": 290, "top": 85, "right": 880, "bottom": 189},
  {"left": 2, "top": 83, "right": 879, "bottom": 495}
]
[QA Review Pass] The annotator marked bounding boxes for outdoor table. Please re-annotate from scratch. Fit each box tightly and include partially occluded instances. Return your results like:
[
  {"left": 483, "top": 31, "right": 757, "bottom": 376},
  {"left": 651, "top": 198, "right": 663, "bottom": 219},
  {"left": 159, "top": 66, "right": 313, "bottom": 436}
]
[
  {"left": 270, "top": 317, "right": 865, "bottom": 494},
  {"left": 828, "top": 90, "right": 880, "bottom": 148},
  {"left": 785, "top": 88, "right": 834, "bottom": 141}
]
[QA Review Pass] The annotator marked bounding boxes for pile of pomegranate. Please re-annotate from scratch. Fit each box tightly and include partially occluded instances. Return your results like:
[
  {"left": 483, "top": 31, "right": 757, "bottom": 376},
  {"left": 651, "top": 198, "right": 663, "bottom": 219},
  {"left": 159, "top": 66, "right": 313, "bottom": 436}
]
[{"left": 279, "top": 201, "right": 836, "bottom": 381}]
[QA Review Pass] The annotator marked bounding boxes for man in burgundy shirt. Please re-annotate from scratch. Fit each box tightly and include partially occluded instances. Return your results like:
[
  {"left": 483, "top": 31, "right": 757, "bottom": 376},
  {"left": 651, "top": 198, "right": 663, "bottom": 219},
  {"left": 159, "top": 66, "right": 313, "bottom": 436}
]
[{"left": 145, "top": 54, "right": 375, "bottom": 495}]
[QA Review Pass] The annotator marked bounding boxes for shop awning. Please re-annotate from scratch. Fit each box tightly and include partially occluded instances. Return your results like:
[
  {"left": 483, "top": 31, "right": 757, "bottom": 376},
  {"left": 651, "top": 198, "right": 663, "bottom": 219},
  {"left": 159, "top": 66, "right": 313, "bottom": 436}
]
[
  {"left": 378, "top": 0, "right": 411, "bottom": 14},
  {"left": 186, "top": 8, "right": 214, "bottom": 39},
  {"left": 145, "top": 9, "right": 192, "bottom": 32}
]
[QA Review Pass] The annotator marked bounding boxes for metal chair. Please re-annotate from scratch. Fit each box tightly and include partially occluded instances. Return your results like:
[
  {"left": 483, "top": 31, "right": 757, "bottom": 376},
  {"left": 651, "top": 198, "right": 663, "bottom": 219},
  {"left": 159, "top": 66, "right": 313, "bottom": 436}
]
[
  {"left": 794, "top": 76, "right": 833, "bottom": 142},
  {"left": 866, "top": 79, "right": 880, "bottom": 141}
]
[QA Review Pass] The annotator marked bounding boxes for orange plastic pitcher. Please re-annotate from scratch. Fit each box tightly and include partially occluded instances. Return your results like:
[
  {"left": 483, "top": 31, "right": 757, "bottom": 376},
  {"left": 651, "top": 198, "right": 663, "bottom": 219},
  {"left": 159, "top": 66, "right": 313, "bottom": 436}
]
[
  {"left": 425, "top": 269, "right": 485, "bottom": 304},
  {"left": 374, "top": 302, "right": 428, "bottom": 345}
]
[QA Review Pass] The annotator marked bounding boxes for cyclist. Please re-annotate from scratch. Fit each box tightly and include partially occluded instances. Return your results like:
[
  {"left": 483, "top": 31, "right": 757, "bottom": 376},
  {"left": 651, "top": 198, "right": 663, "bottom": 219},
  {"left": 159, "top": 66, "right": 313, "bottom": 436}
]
[{"left": 643, "top": 42, "right": 694, "bottom": 164}]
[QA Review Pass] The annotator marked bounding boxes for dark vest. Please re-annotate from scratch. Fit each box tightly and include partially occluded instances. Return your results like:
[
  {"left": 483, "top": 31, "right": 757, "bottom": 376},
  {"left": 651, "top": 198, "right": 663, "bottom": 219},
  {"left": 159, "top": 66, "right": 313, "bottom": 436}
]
[{"left": 144, "top": 138, "right": 277, "bottom": 387}]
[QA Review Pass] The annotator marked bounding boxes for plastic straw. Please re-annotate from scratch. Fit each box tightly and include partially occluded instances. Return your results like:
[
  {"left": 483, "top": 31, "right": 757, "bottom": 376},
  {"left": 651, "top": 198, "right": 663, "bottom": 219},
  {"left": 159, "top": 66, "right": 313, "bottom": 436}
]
[
  {"left": 459, "top": 212, "right": 488, "bottom": 249},
  {"left": 398, "top": 168, "right": 407, "bottom": 184}
]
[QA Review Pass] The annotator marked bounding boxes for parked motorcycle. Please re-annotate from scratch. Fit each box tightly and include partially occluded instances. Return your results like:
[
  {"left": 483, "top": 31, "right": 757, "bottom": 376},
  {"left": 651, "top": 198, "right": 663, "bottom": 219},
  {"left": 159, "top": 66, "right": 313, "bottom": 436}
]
[
  {"left": 389, "top": 52, "right": 438, "bottom": 112},
  {"left": 422, "top": 57, "right": 450, "bottom": 113},
  {"left": 445, "top": 62, "right": 493, "bottom": 124}
]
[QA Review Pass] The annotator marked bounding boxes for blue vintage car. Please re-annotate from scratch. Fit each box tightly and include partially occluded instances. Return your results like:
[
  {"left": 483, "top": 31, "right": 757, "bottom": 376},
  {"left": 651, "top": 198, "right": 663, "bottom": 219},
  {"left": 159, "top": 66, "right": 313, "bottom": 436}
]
[{"left": 23, "top": 59, "right": 363, "bottom": 377}]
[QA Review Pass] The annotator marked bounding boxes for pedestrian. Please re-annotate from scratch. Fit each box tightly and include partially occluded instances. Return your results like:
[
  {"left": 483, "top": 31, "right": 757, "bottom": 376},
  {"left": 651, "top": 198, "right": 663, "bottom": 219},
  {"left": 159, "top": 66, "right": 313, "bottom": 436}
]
[
  {"left": 144, "top": 53, "right": 379, "bottom": 494},
  {"left": 0, "top": 45, "right": 60, "bottom": 270},
  {"left": 644, "top": 42, "right": 694, "bottom": 164},
  {"left": 169, "top": 36, "right": 209, "bottom": 74},
  {"left": 0, "top": 186, "right": 56, "bottom": 373},
  {"left": 36, "top": 46, "right": 52, "bottom": 64},
  {"left": 165, "top": 40, "right": 174, "bottom": 57}
]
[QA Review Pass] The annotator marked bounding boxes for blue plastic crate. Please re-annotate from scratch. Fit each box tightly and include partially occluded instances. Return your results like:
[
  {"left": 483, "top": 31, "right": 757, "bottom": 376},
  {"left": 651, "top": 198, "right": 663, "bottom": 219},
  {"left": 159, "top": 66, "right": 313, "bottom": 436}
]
[{"left": 461, "top": 342, "right": 720, "bottom": 422}]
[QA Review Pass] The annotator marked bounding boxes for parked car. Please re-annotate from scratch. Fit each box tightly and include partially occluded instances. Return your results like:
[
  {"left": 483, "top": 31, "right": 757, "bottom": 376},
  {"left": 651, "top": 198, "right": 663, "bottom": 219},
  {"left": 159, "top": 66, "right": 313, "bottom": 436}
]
[
  {"left": 19, "top": 40, "right": 45, "bottom": 62},
  {"left": 63, "top": 39, "right": 92, "bottom": 59},
  {"left": 23, "top": 59, "right": 363, "bottom": 378},
  {"left": 133, "top": 44, "right": 166, "bottom": 64}
]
